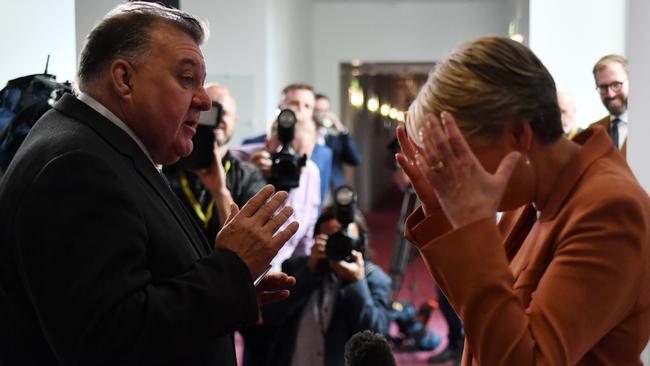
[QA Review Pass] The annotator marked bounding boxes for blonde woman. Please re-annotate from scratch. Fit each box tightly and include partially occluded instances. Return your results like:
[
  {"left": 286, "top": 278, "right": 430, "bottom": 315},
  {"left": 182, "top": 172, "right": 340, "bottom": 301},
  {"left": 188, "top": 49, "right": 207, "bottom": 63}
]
[{"left": 396, "top": 36, "right": 649, "bottom": 365}]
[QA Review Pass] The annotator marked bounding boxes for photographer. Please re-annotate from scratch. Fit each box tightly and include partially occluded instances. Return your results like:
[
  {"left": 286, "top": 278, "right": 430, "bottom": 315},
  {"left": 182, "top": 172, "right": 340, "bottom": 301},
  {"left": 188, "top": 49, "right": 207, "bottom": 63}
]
[
  {"left": 261, "top": 190, "right": 391, "bottom": 366},
  {"left": 249, "top": 113, "right": 321, "bottom": 271},
  {"left": 314, "top": 93, "right": 362, "bottom": 191},
  {"left": 164, "top": 84, "right": 266, "bottom": 241}
]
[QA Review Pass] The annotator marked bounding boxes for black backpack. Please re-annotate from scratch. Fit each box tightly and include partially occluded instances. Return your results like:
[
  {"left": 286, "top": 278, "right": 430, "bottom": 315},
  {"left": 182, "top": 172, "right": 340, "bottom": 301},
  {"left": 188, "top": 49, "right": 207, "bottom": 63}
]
[{"left": 0, "top": 74, "right": 71, "bottom": 170}]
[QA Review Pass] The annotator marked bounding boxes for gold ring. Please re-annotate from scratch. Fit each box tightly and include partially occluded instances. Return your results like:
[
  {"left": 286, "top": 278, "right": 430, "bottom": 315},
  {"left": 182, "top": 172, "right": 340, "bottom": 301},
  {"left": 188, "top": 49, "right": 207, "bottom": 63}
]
[{"left": 431, "top": 161, "right": 445, "bottom": 171}]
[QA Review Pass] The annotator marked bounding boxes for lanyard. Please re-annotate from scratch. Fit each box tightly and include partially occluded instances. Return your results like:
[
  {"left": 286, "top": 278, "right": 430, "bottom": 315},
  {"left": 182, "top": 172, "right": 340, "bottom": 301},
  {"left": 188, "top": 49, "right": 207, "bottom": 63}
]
[{"left": 179, "top": 160, "right": 231, "bottom": 228}]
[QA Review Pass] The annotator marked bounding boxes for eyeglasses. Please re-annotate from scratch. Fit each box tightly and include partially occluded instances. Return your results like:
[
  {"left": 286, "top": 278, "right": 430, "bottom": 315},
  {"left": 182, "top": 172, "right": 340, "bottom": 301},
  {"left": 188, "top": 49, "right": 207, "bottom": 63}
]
[{"left": 596, "top": 80, "right": 627, "bottom": 94}]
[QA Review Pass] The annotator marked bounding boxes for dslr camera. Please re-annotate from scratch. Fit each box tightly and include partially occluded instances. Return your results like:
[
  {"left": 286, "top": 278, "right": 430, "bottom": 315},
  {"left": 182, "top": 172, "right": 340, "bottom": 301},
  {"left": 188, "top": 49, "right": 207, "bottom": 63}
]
[
  {"left": 270, "top": 109, "right": 307, "bottom": 191},
  {"left": 326, "top": 186, "right": 366, "bottom": 262},
  {"left": 176, "top": 101, "right": 223, "bottom": 170}
]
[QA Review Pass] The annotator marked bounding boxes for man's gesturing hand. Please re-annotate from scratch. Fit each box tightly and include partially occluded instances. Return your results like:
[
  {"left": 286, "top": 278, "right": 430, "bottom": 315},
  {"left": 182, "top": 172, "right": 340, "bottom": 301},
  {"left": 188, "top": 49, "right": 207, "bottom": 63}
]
[{"left": 216, "top": 185, "right": 299, "bottom": 278}]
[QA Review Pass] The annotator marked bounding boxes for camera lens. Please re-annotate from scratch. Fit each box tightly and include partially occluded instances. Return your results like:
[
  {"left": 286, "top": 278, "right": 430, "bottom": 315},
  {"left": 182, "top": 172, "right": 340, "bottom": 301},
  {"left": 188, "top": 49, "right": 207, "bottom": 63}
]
[
  {"left": 277, "top": 109, "right": 296, "bottom": 129},
  {"left": 335, "top": 186, "right": 355, "bottom": 206}
]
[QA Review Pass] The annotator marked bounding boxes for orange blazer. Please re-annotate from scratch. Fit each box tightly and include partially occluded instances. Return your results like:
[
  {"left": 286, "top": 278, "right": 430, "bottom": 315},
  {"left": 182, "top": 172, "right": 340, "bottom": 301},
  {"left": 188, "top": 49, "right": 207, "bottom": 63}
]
[
  {"left": 404, "top": 126, "right": 649, "bottom": 365},
  {"left": 590, "top": 115, "right": 627, "bottom": 158}
]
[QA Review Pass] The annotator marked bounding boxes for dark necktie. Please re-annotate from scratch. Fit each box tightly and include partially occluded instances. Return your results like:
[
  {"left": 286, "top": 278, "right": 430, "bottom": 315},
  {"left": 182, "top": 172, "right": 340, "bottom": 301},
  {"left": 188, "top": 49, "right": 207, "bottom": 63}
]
[{"left": 610, "top": 117, "right": 620, "bottom": 149}]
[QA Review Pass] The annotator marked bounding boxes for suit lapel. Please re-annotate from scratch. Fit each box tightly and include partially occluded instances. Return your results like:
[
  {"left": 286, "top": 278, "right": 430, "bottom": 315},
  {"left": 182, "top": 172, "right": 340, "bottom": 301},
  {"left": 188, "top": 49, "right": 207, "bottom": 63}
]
[{"left": 54, "top": 94, "right": 209, "bottom": 257}]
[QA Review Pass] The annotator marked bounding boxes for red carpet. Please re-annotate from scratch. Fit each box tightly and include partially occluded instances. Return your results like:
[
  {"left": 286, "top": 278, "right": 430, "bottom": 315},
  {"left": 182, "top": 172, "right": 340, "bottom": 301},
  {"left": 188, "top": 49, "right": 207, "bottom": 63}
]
[{"left": 366, "top": 186, "right": 453, "bottom": 365}]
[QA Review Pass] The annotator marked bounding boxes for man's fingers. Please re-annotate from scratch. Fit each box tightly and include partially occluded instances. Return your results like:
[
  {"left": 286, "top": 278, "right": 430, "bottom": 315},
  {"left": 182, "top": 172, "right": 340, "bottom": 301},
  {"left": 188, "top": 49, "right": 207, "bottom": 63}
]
[
  {"left": 257, "top": 272, "right": 296, "bottom": 291},
  {"left": 238, "top": 185, "right": 275, "bottom": 217},
  {"left": 258, "top": 290, "right": 291, "bottom": 305},
  {"left": 263, "top": 205, "right": 293, "bottom": 233},
  {"left": 222, "top": 203, "right": 239, "bottom": 227},
  {"left": 252, "top": 191, "right": 289, "bottom": 225},
  {"left": 270, "top": 221, "right": 299, "bottom": 250}
]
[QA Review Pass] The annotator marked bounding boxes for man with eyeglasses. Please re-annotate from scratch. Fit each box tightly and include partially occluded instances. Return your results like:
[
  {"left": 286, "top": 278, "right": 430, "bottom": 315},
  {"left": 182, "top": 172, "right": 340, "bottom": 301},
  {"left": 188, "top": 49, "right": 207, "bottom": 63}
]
[{"left": 590, "top": 54, "right": 629, "bottom": 157}]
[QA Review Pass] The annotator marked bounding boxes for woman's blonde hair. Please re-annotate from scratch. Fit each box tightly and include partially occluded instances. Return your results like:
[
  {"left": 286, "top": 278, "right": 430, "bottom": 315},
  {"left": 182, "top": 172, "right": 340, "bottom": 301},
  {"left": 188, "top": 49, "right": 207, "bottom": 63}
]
[{"left": 407, "top": 36, "right": 562, "bottom": 145}]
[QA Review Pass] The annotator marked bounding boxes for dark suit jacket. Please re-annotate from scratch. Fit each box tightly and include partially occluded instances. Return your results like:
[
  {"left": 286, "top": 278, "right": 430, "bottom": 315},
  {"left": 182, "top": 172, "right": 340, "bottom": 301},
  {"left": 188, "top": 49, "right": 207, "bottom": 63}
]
[
  {"left": 324, "top": 133, "right": 362, "bottom": 190},
  {"left": 405, "top": 126, "right": 649, "bottom": 365},
  {"left": 0, "top": 94, "right": 259, "bottom": 366},
  {"left": 590, "top": 115, "right": 627, "bottom": 158}
]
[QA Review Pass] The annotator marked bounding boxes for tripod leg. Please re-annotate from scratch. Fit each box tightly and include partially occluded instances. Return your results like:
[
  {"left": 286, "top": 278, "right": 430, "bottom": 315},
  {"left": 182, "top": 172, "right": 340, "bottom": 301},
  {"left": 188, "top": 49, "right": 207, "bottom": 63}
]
[{"left": 388, "top": 187, "right": 420, "bottom": 301}]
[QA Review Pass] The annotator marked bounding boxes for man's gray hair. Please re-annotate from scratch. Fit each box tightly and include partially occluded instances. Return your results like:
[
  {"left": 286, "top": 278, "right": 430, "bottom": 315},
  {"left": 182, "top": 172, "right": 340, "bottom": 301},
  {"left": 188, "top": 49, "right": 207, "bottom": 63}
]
[{"left": 76, "top": 1, "right": 208, "bottom": 91}]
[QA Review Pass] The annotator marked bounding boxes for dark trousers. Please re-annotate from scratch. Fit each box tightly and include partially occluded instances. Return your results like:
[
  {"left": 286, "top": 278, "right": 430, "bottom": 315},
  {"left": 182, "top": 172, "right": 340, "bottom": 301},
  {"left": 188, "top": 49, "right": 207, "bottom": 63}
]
[{"left": 437, "top": 287, "right": 464, "bottom": 351}]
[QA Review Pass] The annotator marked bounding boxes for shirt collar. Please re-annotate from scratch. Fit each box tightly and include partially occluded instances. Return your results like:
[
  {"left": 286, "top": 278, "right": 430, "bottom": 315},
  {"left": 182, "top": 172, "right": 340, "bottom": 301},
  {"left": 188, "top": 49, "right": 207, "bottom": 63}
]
[
  {"left": 611, "top": 110, "right": 628, "bottom": 125},
  {"left": 77, "top": 92, "right": 157, "bottom": 168}
]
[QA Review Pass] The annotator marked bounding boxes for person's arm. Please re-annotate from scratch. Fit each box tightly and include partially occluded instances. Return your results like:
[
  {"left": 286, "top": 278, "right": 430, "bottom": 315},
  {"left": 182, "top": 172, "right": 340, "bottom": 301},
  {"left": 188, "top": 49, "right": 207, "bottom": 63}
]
[
  {"left": 262, "top": 256, "right": 321, "bottom": 327},
  {"left": 193, "top": 149, "right": 234, "bottom": 228},
  {"left": 334, "top": 257, "right": 392, "bottom": 335},
  {"left": 407, "top": 193, "right": 647, "bottom": 365},
  {"left": 15, "top": 151, "right": 295, "bottom": 365},
  {"left": 398, "top": 113, "right": 647, "bottom": 364},
  {"left": 337, "top": 132, "right": 362, "bottom": 166}
]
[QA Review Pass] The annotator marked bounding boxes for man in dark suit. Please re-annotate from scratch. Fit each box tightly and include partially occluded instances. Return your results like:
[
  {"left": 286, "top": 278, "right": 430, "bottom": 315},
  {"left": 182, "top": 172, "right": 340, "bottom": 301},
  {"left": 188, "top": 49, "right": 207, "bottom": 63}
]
[
  {"left": 314, "top": 93, "right": 362, "bottom": 191},
  {"left": 0, "top": 3, "right": 297, "bottom": 365},
  {"left": 589, "top": 54, "right": 629, "bottom": 157}
]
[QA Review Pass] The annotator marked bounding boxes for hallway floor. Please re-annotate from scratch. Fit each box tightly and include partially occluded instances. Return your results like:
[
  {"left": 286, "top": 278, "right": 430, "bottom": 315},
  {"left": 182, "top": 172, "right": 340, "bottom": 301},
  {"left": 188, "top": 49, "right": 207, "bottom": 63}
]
[{"left": 366, "top": 186, "right": 456, "bottom": 366}]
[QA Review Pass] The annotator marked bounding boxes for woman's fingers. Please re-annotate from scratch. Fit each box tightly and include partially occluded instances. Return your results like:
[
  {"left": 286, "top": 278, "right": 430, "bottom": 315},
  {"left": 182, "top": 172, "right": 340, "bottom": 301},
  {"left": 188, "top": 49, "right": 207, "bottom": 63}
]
[
  {"left": 396, "top": 126, "right": 417, "bottom": 160},
  {"left": 442, "top": 112, "right": 474, "bottom": 164},
  {"left": 425, "top": 113, "right": 457, "bottom": 167}
]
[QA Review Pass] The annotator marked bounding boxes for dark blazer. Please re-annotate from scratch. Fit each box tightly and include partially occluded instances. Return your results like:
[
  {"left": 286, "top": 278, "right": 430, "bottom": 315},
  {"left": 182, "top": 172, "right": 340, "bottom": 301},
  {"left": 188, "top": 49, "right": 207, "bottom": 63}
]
[
  {"left": 259, "top": 257, "right": 391, "bottom": 366},
  {"left": 590, "top": 115, "right": 627, "bottom": 158},
  {"left": 325, "top": 133, "right": 362, "bottom": 190},
  {"left": 0, "top": 94, "right": 259, "bottom": 366}
]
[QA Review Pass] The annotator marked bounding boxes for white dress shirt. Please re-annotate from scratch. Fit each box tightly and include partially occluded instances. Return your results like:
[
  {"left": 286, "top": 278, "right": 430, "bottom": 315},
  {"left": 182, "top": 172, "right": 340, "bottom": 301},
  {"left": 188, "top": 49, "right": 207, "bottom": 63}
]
[{"left": 77, "top": 92, "right": 157, "bottom": 168}]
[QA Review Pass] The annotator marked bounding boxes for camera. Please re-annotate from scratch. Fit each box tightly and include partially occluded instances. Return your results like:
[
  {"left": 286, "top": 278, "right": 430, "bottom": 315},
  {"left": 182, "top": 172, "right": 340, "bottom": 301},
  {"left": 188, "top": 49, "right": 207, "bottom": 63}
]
[
  {"left": 314, "top": 112, "right": 333, "bottom": 129},
  {"left": 326, "top": 186, "right": 366, "bottom": 262},
  {"left": 270, "top": 109, "right": 307, "bottom": 191},
  {"left": 176, "top": 101, "right": 223, "bottom": 170}
]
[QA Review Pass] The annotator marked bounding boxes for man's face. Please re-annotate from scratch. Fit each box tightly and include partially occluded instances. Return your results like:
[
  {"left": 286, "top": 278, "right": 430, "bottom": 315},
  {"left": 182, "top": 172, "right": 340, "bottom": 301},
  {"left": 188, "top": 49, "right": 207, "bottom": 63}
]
[
  {"left": 206, "top": 86, "right": 237, "bottom": 147},
  {"left": 595, "top": 62, "right": 628, "bottom": 116},
  {"left": 121, "top": 22, "right": 211, "bottom": 165},
  {"left": 280, "top": 89, "right": 315, "bottom": 122},
  {"left": 314, "top": 97, "right": 330, "bottom": 117},
  {"left": 557, "top": 92, "right": 577, "bottom": 133}
]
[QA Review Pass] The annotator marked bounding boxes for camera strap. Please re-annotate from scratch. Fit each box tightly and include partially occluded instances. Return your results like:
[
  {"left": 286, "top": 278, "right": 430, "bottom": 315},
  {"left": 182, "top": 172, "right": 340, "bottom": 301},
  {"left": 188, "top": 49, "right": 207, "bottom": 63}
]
[{"left": 178, "top": 160, "right": 231, "bottom": 228}]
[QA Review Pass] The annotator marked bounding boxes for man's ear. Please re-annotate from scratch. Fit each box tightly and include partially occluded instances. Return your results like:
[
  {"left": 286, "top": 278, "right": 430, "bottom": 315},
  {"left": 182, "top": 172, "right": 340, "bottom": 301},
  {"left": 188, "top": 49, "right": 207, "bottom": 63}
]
[{"left": 110, "top": 59, "right": 135, "bottom": 100}]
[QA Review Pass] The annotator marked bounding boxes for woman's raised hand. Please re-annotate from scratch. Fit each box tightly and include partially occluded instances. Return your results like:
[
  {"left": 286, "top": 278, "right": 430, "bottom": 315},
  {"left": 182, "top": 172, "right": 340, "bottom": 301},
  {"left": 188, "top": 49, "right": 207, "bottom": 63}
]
[{"left": 396, "top": 112, "right": 521, "bottom": 229}]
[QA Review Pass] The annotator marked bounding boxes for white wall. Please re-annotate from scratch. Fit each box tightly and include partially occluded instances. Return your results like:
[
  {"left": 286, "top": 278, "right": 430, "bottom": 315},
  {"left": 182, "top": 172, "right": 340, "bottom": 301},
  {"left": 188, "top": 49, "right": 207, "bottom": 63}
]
[
  {"left": 180, "top": 0, "right": 314, "bottom": 145},
  {"left": 628, "top": 0, "right": 650, "bottom": 360},
  {"left": 312, "top": 1, "right": 510, "bottom": 116},
  {"left": 529, "top": 0, "right": 627, "bottom": 129},
  {"left": 266, "top": 0, "right": 314, "bottom": 119},
  {"left": 75, "top": 0, "right": 120, "bottom": 65},
  {"left": 181, "top": 0, "right": 270, "bottom": 145},
  {"left": 0, "top": 0, "right": 76, "bottom": 87}
]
